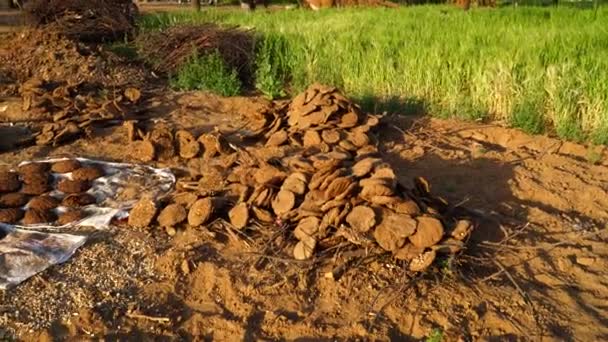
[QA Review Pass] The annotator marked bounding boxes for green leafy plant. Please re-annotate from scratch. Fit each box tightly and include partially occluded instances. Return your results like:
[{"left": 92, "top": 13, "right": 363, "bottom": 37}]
[
  {"left": 586, "top": 146, "right": 602, "bottom": 165},
  {"left": 170, "top": 50, "right": 241, "bottom": 97},
  {"left": 107, "top": 42, "right": 138, "bottom": 61},
  {"left": 255, "top": 35, "right": 290, "bottom": 99},
  {"left": 426, "top": 328, "right": 444, "bottom": 342}
]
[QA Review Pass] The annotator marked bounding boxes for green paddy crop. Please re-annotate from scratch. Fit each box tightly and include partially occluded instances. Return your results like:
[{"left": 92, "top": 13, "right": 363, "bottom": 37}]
[{"left": 140, "top": 5, "right": 608, "bottom": 143}]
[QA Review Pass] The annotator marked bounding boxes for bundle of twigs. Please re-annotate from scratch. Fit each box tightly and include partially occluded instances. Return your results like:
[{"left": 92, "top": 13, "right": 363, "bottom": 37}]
[
  {"left": 136, "top": 24, "right": 255, "bottom": 83},
  {"left": 23, "top": 0, "right": 138, "bottom": 42}
]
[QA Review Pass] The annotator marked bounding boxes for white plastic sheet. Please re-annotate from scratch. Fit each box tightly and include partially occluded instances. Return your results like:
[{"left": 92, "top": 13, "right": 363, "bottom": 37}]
[{"left": 0, "top": 158, "right": 175, "bottom": 289}]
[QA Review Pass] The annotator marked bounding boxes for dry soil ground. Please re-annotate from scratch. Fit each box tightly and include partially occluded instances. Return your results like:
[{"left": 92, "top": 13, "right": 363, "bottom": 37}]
[{"left": 1, "top": 90, "right": 607, "bottom": 341}]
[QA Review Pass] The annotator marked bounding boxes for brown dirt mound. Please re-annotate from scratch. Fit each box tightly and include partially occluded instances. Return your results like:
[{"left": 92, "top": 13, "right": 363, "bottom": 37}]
[
  {"left": 0, "top": 27, "right": 149, "bottom": 90},
  {"left": 136, "top": 24, "right": 255, "bottom": 83}
]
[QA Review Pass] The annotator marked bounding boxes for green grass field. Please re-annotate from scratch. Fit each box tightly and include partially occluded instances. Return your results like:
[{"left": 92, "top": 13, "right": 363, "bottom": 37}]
[{"left": 140, "top": 5, "right": 608, "bottom": 144}]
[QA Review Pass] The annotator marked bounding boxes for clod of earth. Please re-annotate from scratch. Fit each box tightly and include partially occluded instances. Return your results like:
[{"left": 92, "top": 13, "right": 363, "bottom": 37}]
[
  {"left": 157, "top": 203, "right": 187, "bottom": 227},
  {"left": 128, "top": 198, "right": 157, "bottom": 229}
]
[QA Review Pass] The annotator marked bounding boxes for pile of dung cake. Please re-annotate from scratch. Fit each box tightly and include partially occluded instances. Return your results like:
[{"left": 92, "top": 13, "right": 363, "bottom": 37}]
[
  {"left": 18, "top": 78, "right": 142, "bottom": 146},
  {"left": 0, "top": 160, "right": 105, "bottom": 226},
  {"left": 128, "top": 84, "right": 473, "bottom": 272}
]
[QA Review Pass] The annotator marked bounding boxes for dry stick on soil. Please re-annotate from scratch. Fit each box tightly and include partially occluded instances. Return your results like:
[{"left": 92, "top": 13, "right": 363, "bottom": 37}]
[
  {"left": 253, "top": 223, "right": 290, "bottom": 270},
  {"left": 366, "top": 271, "right": 422, "bottom": 331},
  {"left": 325, "top": 248, "right": 372, "bottom": 281},
  {"left": 126, "top": 312, "right": 171, "bottom": 323},
  {"left": 478, "top": 228, "right": 606, "bottom": 283},
  {"left": 219, "top": 218, "right": 253, "bottom": 247},
  {"left": 242, "top": 252, "right": 315, "bottom": 265},
  {"left": 492, "top": 258, "right": 543, "bottom": 340}
]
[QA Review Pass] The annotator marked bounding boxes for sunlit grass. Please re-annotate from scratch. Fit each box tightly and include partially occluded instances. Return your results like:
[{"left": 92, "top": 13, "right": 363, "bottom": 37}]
[{"left": 140, "top": 5, "right": 608, "bottom": 143}]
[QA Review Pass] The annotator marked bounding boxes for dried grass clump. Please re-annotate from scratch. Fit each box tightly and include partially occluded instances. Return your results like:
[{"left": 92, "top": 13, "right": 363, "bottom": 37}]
[
  {"left": 136, "top": 24, "right": 255, "bottom": 83},
  {"left": 24, "top": 0, "right": 138, "bottom": 42}
]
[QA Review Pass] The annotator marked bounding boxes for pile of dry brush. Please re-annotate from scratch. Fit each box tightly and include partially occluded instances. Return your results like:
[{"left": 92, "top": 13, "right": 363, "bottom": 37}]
[
  {"left": 23, "top": 0, "right": 138, "bottom": 42},
  {"left": 136, "top": 24, "right": 255, "bottom": 83}
]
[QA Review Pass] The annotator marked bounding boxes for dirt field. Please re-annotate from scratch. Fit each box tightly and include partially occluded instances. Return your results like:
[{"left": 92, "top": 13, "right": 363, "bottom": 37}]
[{"left": 1, "top": 89, "right": 607, "bottom": 340}]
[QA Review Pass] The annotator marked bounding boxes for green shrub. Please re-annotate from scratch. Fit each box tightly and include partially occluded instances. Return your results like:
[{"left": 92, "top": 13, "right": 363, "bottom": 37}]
[
  {"left": 255, "top": 34, "right": 292, "bottom": 99},
  {"left": 170, "top": 50, "right": 242, "bottom": 97}
]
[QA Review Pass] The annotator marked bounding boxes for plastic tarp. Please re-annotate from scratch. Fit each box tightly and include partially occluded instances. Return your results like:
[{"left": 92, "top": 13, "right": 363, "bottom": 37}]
[{"left": 0, "top": 158, "right": 175, "bottom": 289}]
